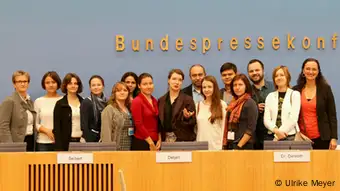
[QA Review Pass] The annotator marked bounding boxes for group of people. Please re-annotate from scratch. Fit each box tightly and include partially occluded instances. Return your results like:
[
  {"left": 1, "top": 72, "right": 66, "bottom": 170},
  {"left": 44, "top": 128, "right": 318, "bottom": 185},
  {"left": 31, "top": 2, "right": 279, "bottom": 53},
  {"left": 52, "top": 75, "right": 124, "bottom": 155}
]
[{"left": 0, "top": 58, "right": 337, "bottom": 151}]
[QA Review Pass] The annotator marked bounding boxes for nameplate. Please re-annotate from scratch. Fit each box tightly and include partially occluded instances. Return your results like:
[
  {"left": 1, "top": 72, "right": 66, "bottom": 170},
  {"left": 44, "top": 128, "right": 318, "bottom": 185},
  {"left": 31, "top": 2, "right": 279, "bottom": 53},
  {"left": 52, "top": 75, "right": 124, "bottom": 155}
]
[
  {"left": 274, "top": 151, "right": 310, "bottom": 162},
  {"left": 57, "top": 153, "right": 94, "bottom": 164},
  {"left": 156, "top": 152, "right": 192, "bottom": 163}
]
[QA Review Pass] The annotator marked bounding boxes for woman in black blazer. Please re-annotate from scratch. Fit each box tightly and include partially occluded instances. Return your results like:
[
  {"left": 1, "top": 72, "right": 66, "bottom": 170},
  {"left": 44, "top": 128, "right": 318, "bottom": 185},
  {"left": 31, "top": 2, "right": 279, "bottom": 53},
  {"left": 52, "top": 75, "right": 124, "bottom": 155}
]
[
  {"left": 294, "top": 58, "right": 338, "bottom": 150},
  {"left": 53, "top": 73, "right": 84, "bottom": 151},
  {"left": 80, "top": 75, "right": 107, "bottom": 142}
]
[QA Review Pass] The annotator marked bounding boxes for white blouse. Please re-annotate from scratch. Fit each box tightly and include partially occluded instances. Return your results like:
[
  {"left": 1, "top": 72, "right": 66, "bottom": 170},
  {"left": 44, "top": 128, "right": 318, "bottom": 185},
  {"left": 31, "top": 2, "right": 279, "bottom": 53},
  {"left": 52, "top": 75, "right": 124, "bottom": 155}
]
[
  {"left": 34, "top": 96, "right": 62, "bottom": 143},
  {"left": 196, "top": 100, "right": 227, "bottom": 150},
  {"left": 70, "top": 104, "right": 82, "bottom": 138}
]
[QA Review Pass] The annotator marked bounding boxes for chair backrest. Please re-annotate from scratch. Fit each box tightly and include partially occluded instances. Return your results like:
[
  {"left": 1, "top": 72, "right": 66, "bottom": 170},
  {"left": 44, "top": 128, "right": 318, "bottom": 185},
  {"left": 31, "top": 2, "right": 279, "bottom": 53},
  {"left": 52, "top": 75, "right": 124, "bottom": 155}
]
[
  {"left": 264, "top": 141, "right": 312, "bottom": 150},
  {"left": 0, "top": 142, "right": 27, "bottom": 152},
  {"left": 68, "top": 142, "right": 117, "bottom": 151},
  {"left": 160, "top": 141, "right": 209, "bottom": 151}
]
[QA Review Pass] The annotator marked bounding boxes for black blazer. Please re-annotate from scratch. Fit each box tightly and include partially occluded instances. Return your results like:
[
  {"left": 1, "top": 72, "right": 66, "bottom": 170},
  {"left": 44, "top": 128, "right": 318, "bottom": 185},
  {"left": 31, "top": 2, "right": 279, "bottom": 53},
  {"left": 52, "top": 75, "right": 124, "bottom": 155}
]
[
  {"left": 158, "top": 92, "right": 197, "bottom": 141},
  {"left": 80, "top": 98, "right": 101, "bottom": 142},
  {"left": 294, "top": 84, "right": 338, "bottom": 140},
  {"left": 181, "top": 84, "right": 193, "bottom": 97},
  {"left": 53, "top": 95, "right": 84, "bottom": 151}
]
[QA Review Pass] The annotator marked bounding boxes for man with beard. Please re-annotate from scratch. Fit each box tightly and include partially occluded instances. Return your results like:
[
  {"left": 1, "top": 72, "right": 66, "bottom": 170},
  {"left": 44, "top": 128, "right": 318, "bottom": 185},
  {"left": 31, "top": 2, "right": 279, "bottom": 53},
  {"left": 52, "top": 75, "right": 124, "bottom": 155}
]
[
  {"left": 219, "top": 62, "right": 237, "bottom": 105},
  {"left": 182, "top": 64, "right": 206, "bottom": 104},
  {"left": 247, "top": 59, "right": 275, "bottom": 150}
]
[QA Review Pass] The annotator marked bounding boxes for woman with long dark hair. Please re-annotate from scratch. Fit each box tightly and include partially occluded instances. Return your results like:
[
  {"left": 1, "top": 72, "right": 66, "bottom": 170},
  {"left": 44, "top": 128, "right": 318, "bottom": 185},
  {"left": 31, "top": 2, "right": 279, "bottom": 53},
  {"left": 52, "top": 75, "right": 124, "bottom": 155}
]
[
  {"left": 294, "top": 58, "right": 338, "bottom": 150},
  {"left": 121, "top": 72, "right": 139, "bottom": 100}
]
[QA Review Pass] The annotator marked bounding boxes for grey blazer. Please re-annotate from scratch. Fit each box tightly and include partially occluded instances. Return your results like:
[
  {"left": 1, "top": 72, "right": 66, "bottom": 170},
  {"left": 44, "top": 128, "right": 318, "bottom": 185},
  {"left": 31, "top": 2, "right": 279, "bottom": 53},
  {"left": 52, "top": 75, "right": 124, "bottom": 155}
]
[
  {"left": 0, "top": 92, "right": 37, "bottom": 142},
  {"left": 101, "top": 105, "right": 132, "bottom": 150}
]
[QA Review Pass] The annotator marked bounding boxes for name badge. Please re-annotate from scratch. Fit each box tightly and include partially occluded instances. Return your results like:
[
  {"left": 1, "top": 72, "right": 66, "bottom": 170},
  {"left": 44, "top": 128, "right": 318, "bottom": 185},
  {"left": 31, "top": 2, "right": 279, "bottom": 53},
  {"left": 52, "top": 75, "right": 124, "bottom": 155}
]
[
  {"left": 228, "top": 131, "right": 235, "bottom": 140},
  {"left": 128, "top": 127, "right": 134, "bottom": 136}
]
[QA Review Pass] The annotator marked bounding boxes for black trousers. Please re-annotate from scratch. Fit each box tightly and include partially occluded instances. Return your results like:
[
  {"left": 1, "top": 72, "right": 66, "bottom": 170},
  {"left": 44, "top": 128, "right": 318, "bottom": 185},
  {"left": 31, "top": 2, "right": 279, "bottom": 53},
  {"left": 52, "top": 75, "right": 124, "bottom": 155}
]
[
  {"left": 312, "top": 137, "right": 330, "bottom": 150},
  {"left": 36, "top": 143, "right": 55, "bottom": 151},
  {"left": 131, "top": 136, "right": 157, "bottom": 151},
  {"left": 24, "top": 135, "right": 34, "bottom": 152},
  {"left": 226, "top": 142, "right": 254, "bottom": 150}
]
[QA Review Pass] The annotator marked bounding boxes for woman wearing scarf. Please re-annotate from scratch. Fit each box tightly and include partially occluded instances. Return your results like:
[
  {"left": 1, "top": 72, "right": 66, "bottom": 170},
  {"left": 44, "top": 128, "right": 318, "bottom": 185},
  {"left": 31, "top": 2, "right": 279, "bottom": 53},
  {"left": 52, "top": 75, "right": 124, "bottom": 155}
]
[
  {"left": 223, "top": 74, "right": 258, "bottom": 150},
  {"left": 0, "top": 70, "right": 37, "bottom": 151},
  {"left": 80, "top": 75, "right": 107, "bottom": 142}
]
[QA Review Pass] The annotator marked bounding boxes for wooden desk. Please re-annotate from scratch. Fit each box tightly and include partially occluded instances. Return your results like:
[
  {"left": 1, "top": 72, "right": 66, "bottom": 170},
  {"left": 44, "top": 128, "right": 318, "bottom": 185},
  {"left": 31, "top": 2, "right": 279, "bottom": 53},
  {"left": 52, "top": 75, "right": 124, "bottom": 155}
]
[{"left": 0, "top": 151, "right": 339, "bottom": 191}]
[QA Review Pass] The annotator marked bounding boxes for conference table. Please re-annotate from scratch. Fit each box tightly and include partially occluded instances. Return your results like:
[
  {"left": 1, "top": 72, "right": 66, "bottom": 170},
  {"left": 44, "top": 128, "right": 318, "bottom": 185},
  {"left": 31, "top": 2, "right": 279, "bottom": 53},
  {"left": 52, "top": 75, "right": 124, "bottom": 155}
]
[{"left": 0, "top": 150, "right": 338, "bottom": 191}]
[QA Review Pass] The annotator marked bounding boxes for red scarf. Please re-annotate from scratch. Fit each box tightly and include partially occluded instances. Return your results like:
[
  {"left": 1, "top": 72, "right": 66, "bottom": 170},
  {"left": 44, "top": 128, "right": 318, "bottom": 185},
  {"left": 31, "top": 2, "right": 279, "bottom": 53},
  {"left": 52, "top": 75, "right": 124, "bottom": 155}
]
[{"left": 223, "top": 93, "right": 251, "bottom": 145}]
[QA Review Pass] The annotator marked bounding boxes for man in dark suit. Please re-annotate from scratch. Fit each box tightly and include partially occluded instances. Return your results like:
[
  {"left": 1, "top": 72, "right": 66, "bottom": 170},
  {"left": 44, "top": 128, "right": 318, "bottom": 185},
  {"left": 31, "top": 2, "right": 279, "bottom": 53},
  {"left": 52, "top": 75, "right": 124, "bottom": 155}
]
[
  {"left": 219, "top": 62, "right": 237, "bottom": 105},
  {"left": 182, "top": 64, "right": 206, "bottom": 104}
]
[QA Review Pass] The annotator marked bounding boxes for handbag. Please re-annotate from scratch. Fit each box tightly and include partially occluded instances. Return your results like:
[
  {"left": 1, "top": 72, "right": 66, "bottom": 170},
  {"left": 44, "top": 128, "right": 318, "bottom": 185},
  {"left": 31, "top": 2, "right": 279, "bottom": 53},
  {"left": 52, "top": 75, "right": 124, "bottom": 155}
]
[{"left": 290, "top": 91, "right": 313, "bottom": 143}]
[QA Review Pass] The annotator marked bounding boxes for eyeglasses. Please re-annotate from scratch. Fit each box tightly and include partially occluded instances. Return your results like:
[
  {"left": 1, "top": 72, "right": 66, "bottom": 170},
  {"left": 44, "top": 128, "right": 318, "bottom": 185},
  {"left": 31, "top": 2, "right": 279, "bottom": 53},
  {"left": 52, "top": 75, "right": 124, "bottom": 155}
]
[{"left": 15, "top": 80, "right": 29, "bottom": 84}]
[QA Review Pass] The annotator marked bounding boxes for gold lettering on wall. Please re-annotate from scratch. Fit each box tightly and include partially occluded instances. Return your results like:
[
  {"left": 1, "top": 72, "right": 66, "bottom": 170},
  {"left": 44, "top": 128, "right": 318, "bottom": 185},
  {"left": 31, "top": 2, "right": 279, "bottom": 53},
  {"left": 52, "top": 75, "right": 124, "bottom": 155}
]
[
  {"left": 230, "top": 38, "right": 238, "bottom": 50},
  {"left": 244, "top": 37, "right": 251, "bottom": 50},
  {"left": 190, "top": 38, "right": 197, "bottom": 51},
  {"left": 115, "top": 34, "right": 338, "bottom": 52},
  {"left": 257, "top": 37, "right": 264, "bottom": 50},
  {"left": 332, "top": 33, "right": 338, "bottom": 49},
  {"left": 302, "top": 37, "right": 311, "bottom": 50},
  {"left": 287, "top": 33, "right": 295, "bottom": 50},
  {"left": 317, "top": 37, "right": 325, "bottom": 50},
  {"left": 272, "top": 37, "right": 280, "bottom": 50},
  {"left": 131, "top": 40, "right": 140, "bottom": 52},
  {"left": 160, "top": 35, "right": 169, "bottom": 51},
  {"left": 218, "top": 38, "right": 223, "bottom": 51},
  {"left": 145, "top": 39, "right": 154, "bottom": 51},
  {"left": 115, "top": 35, "right": 125, "bottom": 51},
  {"left": 176, "top": 38, "right": 183, "bottom": 51},
  {"left": 202, "top": 38, "right": 211, "bottom": 54}
]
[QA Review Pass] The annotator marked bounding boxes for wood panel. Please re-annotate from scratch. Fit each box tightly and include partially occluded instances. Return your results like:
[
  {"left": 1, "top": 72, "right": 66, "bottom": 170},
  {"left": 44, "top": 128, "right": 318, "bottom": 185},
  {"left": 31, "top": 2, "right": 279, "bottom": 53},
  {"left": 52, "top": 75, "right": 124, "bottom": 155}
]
[{"left": 0, "top": 151, "right": 339, "bottom": 191}]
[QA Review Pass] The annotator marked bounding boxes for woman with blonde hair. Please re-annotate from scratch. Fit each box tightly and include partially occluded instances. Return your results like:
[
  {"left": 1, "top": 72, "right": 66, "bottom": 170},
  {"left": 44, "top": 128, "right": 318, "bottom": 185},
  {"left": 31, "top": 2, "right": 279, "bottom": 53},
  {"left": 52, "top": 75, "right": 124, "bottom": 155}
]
[
  {"left": 264, "top": 66, "right": 301, "bottom": 141},
  {"left": 101, "top": 82, "right": 133, "bottom": 150}
]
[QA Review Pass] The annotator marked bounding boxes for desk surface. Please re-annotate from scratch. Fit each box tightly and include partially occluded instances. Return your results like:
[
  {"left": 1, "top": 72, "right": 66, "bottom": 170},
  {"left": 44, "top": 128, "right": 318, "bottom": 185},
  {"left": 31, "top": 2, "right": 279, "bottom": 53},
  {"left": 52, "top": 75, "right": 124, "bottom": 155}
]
[{"left": 0, "top": 151, "right": 339, "bottom": 191}]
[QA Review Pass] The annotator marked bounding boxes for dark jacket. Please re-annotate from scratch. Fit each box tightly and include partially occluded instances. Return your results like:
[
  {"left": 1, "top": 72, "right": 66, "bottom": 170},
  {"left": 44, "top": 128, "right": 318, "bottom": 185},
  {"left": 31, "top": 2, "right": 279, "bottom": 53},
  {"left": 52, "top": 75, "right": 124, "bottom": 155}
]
[
  {"left": 293, "top": 84, "right": 338, "bottom": 140},
  {"left": 80, "top": 98, "right": 101, "bottom": 142},
  {"left": 53, "top": 95, "right": 84, "bottom": 151},
  {"left": 158, "top": 92, "right": 196, "bottom": 141},
  {"left": 181, "top": 84, "right": 193, "bottom": 97}
]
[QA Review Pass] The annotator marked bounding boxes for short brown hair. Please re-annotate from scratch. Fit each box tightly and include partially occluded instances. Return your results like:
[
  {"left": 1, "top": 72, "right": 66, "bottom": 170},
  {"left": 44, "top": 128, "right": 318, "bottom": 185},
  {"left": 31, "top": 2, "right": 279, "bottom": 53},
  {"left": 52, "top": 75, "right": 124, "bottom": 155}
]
[
  {"left": 12, "top": 70, "right": 30, "bottom": 84},
  {"left": 230, "top": 74, "right": 253, "bottom": 98},
  {"left": 41, "top": 71, "right": 61, "bottom": 90},
  {"left": 138, "top": 73, "right": 153, "bottom": 85},
  {"left": 189, "top": 64, "right": 206, "bottom": 76},
  {"left": 272, "top": 65, "right": 291, "bottom": 89},
  {"left": 168, "top": 69, "right": 184, "bottom": 80},
  {"left": 61, "top": 73, "right": 83, "bottom": 94}
]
